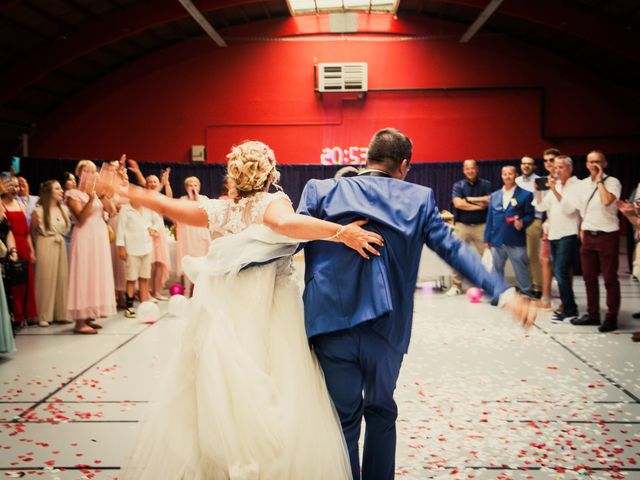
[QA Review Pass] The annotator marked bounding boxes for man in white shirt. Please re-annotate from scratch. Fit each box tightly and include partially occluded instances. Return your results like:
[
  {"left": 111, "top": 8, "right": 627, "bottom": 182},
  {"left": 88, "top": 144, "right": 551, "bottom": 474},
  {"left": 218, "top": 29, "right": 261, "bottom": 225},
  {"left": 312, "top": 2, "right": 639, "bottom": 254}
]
[
  {"left": 516, "top": 156, "right": 543, "bottom": 298},
  {"left": 116, "top": 201, "right": 163, "bottom": 318},
  {"left": 534, "top": 155, "right": 581, "bottom": 323},
  {"left": 571, "top": 150, "right": 622, "bottom": 332}
]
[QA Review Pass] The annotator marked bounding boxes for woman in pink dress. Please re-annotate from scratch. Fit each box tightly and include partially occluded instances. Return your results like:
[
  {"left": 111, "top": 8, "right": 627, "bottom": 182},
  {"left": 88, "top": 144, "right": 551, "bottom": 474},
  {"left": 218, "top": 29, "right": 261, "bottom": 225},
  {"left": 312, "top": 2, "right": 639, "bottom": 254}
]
[
  {"left": 145, "top": 170, "right": 172, "bottom": 300},
  {"left": 66, "top": 160, "right": 117, "bottom": 334},
  {"left": 175, "top": 176, "right": 210, "bottom": 297}
]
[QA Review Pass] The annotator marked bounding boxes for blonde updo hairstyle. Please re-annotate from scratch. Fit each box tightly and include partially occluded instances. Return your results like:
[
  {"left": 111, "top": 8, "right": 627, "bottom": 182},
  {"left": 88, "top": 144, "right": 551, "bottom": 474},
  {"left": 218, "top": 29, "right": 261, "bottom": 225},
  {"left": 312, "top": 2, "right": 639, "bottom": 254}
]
[{"left": 226, "top": 141, "right": 280, "bottom": 198}]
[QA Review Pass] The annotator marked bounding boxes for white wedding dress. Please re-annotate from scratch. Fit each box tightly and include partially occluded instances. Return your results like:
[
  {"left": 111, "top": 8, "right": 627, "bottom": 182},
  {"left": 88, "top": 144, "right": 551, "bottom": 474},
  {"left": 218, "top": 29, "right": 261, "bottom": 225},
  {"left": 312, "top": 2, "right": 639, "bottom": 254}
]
[{"left": 121, "top": 191, "right": 352, "bottom": 480}]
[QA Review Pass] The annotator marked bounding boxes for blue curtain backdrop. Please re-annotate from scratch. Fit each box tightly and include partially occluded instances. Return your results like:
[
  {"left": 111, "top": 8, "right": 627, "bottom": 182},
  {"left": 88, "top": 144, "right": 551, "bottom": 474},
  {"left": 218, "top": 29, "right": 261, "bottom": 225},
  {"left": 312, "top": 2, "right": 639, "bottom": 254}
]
[{"left": 7, "top": 152, "right": 640, "bottom": 212}]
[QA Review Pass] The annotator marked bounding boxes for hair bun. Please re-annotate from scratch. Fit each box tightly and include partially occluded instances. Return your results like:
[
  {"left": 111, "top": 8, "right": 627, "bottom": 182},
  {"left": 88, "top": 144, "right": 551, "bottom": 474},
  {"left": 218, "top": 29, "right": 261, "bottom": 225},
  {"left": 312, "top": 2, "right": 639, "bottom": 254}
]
[{"left": 226, "top": 141, "right": 280, "bottom": 196}]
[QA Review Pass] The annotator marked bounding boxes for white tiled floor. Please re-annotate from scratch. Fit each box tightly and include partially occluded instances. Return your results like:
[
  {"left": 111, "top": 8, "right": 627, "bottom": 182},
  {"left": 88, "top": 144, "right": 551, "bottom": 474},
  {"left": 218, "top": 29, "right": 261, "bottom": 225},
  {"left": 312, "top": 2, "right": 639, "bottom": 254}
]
[{"left": 0, "top": 277, "right": 639, "bottom": 480}]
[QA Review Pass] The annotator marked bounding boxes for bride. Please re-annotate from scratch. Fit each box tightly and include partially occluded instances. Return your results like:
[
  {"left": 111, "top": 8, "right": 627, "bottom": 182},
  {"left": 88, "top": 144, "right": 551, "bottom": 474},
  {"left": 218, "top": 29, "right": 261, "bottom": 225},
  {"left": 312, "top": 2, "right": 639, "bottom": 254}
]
[{"left": 98, "top": 141, "right": 383, "bottom": 480}]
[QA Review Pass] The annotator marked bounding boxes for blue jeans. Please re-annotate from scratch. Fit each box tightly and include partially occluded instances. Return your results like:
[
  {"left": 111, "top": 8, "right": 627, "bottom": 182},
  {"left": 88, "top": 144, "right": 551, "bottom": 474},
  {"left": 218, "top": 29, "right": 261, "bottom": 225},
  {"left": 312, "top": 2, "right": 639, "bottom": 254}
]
[
  {"left": 551, "top": 235, "right": 579, "bottom": 316},
  {"left": 491, "top": 245, "right": 532, "bottom": 296}
]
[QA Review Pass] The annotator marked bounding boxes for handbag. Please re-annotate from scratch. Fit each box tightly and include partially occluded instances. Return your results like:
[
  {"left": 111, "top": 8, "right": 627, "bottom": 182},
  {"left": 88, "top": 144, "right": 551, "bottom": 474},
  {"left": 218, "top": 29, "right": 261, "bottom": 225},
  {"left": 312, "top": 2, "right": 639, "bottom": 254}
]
[{"left": 1, "top": 255, "right": 30, "bottom": 286}]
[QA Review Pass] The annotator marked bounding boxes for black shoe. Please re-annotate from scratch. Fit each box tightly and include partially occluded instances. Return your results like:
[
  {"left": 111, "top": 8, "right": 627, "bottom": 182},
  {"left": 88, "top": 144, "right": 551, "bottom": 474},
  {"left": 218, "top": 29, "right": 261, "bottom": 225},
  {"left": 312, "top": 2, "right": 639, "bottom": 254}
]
[
  {"left": 571, "top": 314, "right": 600, "bottom": 326},
  {"left": 633, "top": 312, "right": 640, "bottom": 319},
  {"left": 598, "top": 318, "right": 618, "bottom": 333},
  {"left": 552, "top": 311, "right": 578, "bottom": 324},
  {"left": 532, "top": 290, "right": 542, "bottom": 300}
]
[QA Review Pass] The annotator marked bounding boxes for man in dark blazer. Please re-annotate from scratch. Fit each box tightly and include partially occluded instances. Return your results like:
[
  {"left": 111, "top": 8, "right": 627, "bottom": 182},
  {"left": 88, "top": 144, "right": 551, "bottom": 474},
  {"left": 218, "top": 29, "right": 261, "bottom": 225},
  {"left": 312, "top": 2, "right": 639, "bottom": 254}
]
[
  {"left": 297, "top": 128, "right": 536, "bottom": 480},
  {"left": 484, "top": 165, "right": 535, "bottom": 297}
]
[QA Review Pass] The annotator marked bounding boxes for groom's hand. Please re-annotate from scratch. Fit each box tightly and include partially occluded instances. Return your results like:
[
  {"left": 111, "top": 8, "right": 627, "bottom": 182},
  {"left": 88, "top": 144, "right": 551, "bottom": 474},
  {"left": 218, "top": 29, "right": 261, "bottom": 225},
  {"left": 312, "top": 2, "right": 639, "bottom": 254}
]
[
  {"left": 339, "top": 219, "right": 384, "bottom": 259},
  {"left": 503, "top": 292, "right": 537, "bottom": 329}
]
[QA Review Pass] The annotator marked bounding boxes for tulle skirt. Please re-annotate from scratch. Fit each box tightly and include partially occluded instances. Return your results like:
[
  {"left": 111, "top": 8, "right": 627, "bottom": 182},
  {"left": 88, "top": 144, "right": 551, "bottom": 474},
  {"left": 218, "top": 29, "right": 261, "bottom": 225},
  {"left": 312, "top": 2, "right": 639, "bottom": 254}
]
[{"left": 120, "top": 260, "right": 352, "bottom": 479}]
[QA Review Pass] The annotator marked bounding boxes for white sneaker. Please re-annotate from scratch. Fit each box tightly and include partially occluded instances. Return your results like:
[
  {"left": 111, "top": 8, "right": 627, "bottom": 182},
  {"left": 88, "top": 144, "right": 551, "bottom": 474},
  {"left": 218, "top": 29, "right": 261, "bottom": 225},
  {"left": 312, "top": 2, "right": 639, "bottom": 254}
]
[
  {"left": 446, "top": 287, "right": 462, "bottom": 297},
  {"left": 154, "top": 294, "right": 169, "bottom": 301}
]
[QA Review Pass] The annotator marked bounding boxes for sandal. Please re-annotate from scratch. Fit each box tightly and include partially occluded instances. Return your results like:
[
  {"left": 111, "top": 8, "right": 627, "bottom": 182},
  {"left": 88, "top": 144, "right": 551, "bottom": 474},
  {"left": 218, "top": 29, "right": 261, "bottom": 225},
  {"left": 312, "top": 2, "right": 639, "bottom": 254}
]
[
  {"left": 74, "top": 326, "right": 97, "bottom": 335},
  {"left": 87, "top": 320, "right": 103, "bottom": 330}
]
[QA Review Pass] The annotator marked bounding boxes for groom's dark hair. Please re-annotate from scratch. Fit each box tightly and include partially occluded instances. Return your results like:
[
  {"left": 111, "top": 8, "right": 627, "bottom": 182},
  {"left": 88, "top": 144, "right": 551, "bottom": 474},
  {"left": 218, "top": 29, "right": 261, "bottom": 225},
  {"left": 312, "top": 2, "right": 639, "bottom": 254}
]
[{"left": 367, "top": 128, "right": 413, "bottom": 170}]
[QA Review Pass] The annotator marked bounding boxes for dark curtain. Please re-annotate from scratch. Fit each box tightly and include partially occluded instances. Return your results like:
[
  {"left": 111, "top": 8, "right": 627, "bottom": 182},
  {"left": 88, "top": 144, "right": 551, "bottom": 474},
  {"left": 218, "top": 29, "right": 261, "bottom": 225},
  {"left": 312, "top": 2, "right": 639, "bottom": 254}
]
[{"left": 3, "top": 153, "right": 639, "bottom": 213}]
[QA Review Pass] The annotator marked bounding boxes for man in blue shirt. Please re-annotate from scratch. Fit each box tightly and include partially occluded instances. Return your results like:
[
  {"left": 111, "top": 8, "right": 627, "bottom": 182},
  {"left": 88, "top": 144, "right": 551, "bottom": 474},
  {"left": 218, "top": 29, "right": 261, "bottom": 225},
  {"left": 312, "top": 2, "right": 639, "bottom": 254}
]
[{"left": 447, "top": 159, "right": 492, "bottom": 295}]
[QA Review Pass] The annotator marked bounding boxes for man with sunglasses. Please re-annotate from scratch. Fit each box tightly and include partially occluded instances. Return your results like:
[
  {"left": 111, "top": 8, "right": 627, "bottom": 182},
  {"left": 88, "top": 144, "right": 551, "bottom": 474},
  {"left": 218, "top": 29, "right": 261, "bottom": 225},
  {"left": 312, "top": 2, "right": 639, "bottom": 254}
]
[{"left": 537, "top": 148, "right": 561, "bottom": 310}]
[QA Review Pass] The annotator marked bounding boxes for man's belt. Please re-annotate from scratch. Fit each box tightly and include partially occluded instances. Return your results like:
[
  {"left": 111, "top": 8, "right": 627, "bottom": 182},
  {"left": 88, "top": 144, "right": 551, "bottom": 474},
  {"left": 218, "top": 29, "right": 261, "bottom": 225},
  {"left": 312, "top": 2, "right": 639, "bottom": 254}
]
[{"left": 584, "top": 230, "right": 616, "bottom": 237}]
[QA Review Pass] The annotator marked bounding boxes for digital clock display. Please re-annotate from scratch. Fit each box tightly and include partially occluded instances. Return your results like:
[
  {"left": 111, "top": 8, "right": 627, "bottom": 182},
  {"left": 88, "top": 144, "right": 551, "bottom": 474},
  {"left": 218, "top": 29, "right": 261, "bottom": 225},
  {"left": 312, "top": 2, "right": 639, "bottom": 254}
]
[{"left": 320, "top": 146, "right": 368, "bottom": 165}]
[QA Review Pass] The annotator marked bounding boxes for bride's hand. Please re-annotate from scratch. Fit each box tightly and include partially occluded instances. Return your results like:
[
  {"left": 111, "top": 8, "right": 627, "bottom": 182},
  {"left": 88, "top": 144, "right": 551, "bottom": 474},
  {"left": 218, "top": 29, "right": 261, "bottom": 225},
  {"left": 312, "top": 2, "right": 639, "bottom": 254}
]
[
  {"left": 96, "top": 165, "right": 127, "bottom": 198},
  {"left": 337, "top": 219, "right": 384, "bottom": 259}
]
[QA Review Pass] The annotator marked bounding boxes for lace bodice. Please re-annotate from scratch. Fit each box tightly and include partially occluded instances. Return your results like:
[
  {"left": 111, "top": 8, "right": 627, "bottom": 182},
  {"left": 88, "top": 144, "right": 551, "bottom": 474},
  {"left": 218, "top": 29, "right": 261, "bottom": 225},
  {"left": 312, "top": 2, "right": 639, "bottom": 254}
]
[{"left": 199, "top": 191, "right": 290, "bottom": 237}]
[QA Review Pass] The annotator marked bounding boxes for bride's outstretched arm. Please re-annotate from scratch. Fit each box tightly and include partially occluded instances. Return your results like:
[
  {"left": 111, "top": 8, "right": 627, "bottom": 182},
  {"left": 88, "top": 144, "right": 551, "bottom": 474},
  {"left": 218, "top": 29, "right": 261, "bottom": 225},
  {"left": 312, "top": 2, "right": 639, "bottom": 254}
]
[
  {"left": 264, "top": 197, "right": 384, "bottom": 259},
  {"left": 100, "top": 175, "right": 208, "bottom": 227}
]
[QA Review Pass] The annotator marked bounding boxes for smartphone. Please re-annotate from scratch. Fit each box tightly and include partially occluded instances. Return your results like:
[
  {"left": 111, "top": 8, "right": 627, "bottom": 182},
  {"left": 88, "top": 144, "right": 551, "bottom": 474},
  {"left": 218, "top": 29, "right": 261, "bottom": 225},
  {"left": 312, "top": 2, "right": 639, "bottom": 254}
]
[{"left": 535, "top": 176, "right": 549, "bottom": 191}]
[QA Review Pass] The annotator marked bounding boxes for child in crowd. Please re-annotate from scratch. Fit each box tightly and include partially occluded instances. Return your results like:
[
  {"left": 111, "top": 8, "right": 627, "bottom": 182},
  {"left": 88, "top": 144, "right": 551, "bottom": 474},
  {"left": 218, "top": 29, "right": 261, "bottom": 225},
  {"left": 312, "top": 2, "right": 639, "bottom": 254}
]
[{"left": 116, "top": 199, "right": 163, "bottom": 318}]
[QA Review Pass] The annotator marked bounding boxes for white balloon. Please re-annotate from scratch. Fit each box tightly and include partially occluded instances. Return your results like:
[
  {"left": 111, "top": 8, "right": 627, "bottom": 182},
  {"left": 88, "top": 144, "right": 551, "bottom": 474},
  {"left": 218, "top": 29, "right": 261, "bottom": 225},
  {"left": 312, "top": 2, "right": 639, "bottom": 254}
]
[
  {"left": 137, "top": 301, "right": 160, "bottom": 323},
  {"left": 168, "top": 294, "right": 188, "bottom": 317}
]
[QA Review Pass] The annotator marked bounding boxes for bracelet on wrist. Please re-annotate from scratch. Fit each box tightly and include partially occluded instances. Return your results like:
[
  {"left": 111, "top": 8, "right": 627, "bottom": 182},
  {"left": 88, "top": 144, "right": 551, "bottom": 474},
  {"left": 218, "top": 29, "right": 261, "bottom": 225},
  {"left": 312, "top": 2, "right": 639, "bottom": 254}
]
[{"left": 328, "top": 225, "right": 346, "bottom": 241}]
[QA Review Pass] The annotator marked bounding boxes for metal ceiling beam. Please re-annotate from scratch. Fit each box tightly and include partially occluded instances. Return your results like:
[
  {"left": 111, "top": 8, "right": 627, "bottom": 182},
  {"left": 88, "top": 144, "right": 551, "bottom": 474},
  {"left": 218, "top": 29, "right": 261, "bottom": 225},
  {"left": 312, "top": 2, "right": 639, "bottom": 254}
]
[
  {"left": 439, "top": 0, "right": 640, "bottom": 62},
  {"left": 459, "top": 0, "right": 503, "bottom": 43},
  {"left": 177, "top": 0, "right": 227, "bottom": 46},
  {"left": 0, "top": 0, "right": 260, "bottom": 106}
]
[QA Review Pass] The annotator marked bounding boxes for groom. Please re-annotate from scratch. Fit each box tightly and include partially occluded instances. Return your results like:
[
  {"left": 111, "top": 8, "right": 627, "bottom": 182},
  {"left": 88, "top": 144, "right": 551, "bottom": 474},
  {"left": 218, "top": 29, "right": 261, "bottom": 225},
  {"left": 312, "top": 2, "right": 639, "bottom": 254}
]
[{"left": 298, "top": 128, "right": 535, "bottom": 480}]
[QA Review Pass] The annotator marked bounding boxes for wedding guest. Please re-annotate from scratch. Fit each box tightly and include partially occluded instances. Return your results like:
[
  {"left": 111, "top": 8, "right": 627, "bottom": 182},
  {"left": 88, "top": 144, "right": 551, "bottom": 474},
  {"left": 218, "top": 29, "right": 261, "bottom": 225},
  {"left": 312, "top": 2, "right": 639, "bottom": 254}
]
[
  {"left": 116, "top": 200, "right": 162, "bottom": 317},
  {"left": 31, "top": 180, "right": 71, "bottom": 327},
  {"left": 533, "top": 156, "right": 581, "bottom": 324},
  {"left": 484, "top": 165, "right": 535, "bottom": 297},
  {"left": 572, "top": 151, "right": 622, "bottom": 333},
  {"left": 516, "top": 156, "right": 543, "bottom": 298},
  {"left": 61, "top": 172, "right": 77, "bottom": 252},
  {"left": 617, "top": 197, "right": 640, "bottom": 342},
  {"left": 175, "top": 176, "right": 210, "bottom": 297},
  {"left": 537, "top": 148, "right": 560, "bottom": 310},
  {"left": 1, "top": 176, "right": 37, "bottom": 326},
  {"left": 16, "top": 176, "right": 39, "bottom": 228},
  {"left": 0, "top": 182, "right": 16, "bottom": 352},
  {"left": 448, "top": 159, "right": 491, "bottom": 296},
  {"left": 66, "top": 160, "right": 116, "bottom": 334},
  {"left": 217, "top": 175, "right": 236, "bottom": 200},
  {"left": 145, "top": 174, "right": 171, "bottom": 300},
  {"left": 108, "top": 201, "right": 127, "bottom": 309}
]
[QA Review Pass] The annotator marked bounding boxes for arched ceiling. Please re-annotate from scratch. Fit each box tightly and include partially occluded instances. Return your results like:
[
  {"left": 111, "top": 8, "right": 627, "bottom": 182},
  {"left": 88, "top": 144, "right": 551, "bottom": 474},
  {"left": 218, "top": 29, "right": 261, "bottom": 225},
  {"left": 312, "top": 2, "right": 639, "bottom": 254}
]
[{"left": 1, "top": 0, "right": 639, "bottom": 154}]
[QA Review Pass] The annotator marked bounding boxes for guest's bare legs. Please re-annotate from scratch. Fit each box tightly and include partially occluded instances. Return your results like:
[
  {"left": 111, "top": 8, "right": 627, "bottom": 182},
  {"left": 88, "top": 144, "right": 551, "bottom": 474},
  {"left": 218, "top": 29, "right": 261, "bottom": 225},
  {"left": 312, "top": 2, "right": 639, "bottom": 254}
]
[
  {"left": 150, "top": 263, "right": 164, "bottom": 297},
  {"left": 138, "top": 278, "right": 151, "bottom": 302}
]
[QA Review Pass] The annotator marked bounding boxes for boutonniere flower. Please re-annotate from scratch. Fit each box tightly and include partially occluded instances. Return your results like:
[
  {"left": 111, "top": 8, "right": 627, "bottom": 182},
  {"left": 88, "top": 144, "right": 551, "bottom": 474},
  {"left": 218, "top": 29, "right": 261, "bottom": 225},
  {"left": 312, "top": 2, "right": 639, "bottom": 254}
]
[{"left": 510, "top": 198, "right": 518, "bottom": 207}]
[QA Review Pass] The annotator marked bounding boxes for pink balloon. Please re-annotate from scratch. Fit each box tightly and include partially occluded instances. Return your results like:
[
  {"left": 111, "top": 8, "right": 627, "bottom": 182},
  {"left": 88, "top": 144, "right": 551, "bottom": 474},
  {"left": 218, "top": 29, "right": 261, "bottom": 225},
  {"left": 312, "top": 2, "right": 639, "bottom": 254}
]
[
  {"left": 466, "top": 287, "right": 483, "bottom": 303},
  {"left": 169, "top": 283, "right": 185, "bottom": 296}
]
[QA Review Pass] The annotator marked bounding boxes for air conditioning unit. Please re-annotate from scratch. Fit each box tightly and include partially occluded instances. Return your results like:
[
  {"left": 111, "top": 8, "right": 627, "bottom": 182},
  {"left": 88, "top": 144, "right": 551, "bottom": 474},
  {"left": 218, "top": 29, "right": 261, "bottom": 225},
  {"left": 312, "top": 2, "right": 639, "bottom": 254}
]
[{"left": 316, "top": 62, "right": 368, "bottom": 93}]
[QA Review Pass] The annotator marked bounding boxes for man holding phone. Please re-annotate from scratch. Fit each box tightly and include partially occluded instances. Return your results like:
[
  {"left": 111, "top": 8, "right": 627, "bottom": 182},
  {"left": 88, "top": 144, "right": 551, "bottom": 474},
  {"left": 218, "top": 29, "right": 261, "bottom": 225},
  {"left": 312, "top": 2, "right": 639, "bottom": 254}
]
[
  {"left": 572, "top": 150, "right": 622, "bottom": 333},
  {"left": 533, "top": 155, "right": 581, "bottom": 323}
]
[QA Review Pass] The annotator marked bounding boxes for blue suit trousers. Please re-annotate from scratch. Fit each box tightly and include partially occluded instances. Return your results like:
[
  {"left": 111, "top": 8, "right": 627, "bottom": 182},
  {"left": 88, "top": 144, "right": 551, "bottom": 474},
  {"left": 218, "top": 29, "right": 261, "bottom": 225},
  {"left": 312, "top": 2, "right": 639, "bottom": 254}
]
[{"left": 311, "top": 322, "right": 404, "bottom": 480}]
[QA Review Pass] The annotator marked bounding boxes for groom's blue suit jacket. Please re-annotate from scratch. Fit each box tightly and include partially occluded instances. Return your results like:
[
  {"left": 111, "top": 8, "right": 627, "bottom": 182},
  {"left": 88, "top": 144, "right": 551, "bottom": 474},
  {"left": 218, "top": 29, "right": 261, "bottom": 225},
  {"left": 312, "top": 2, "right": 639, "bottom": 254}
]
[{"left": 297, "top": 175, "right": 509, "bottom": 354}]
